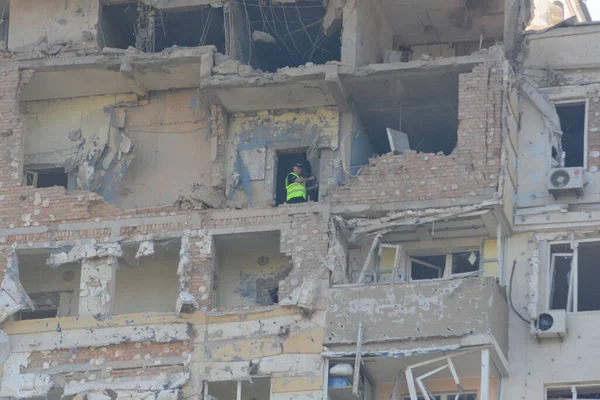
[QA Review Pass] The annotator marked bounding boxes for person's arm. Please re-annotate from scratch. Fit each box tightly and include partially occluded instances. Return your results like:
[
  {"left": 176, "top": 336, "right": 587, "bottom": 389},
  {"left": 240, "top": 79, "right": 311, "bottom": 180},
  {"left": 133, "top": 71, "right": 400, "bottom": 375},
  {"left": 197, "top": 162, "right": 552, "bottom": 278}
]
[{"left": 295, "top": 176, "right": 315, "bottom": 183}]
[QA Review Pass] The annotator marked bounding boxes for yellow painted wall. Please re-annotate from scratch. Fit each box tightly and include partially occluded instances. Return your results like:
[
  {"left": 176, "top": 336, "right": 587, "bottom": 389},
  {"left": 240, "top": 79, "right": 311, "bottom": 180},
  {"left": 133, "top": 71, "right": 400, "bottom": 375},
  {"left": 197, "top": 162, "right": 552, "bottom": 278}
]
[{"left": 483, "top": 239, "right": 499, "bottom": 279}]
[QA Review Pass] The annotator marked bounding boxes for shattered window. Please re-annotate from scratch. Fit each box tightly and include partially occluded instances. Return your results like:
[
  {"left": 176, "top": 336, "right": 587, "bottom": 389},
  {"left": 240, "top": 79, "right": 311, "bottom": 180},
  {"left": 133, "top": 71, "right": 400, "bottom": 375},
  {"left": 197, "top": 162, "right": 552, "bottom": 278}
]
[
  {"left": 549, "top": 241, "right": 600, "bottom": 312},
  {"left": 409, "top": 251, "right": 480, "bottom": 281},
  {"left": 556, "top": 102, "right": 586, "bottom": 168}
]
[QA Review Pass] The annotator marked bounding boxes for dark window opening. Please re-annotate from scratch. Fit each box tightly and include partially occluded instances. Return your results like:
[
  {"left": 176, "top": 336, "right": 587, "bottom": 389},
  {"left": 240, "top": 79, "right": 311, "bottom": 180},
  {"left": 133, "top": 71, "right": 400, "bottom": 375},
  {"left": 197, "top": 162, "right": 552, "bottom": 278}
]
[
  {"left": 17, "top": 252, "right": 80, "bottom": 320},
  {"left": 276, "top": 150, "right": 316, "bottom": 206},
  {"left": 550, "top": 241, "right": 600, "bottom": 312},
  {"left": 362, "top": 75, "right": 459, "bottom": 156},
  {"left": 549, "top": 244, "right": 572, "bottom": 311},
  {"left": 100, "top": 3, "right": 138, "bottom": 50},
  {"left": 244, "top": 0, "right": 341, "bottom": 72},
  {"left": 556, "top": 102, "right": 586, "bottom": 168},
  {"left": 25, "top": 168, "right": 68, "bottom": 189},
  {"left": 411, "top": 255, "right": 445, "bottom": 280},
  {"left": 100, "top": 3, "right": 225, "bottom": 53},
  {"left": 154, "top": 7, "right": 225, "bottom": 52},
  {"left": 577, "top": 242, "right": 600, "bottom": 312}
]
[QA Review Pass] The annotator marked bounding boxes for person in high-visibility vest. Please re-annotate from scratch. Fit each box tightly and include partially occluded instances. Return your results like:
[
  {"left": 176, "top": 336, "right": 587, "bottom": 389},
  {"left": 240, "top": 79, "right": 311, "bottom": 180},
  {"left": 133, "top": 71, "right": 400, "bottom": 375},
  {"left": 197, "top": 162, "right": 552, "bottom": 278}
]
[{"left": 286, "top": 163, "right": 317, "bottom": 204}]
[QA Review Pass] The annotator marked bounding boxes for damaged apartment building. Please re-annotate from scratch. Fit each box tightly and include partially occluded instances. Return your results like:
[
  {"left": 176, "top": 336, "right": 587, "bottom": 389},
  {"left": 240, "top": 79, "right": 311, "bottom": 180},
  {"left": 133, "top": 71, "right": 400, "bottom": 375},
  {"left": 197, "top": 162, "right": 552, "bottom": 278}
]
[{"left": 0, "top": 0, "right": 598, "bottom": 399}]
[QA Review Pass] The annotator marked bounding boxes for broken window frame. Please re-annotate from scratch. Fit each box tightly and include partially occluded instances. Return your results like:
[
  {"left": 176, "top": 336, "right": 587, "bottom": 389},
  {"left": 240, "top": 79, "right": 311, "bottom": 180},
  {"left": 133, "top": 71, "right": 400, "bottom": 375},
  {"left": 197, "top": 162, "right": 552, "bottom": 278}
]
[
  {"left": 204, "top": 376, "right": 272, "bottom": 400},
  {"left": 554, "top": 99, "right": 589, "bottom": 169},
  {"left": 404, "top": 348, "right": 496, "bottom": 400},
  {"left": 406, "top": 249, "right": 481, "bottom": 282},
  {"left": 546, "top": 383, "right": 600, "bottom": 399},
  {"left": 375, "top": 244, "right": 401, "bottom": 283},
  {"left": 23, "top": 167, "right": 77, "bottom": 190},
  {"left": 547, "top": 238, "right": 600, "bottom": 313}
]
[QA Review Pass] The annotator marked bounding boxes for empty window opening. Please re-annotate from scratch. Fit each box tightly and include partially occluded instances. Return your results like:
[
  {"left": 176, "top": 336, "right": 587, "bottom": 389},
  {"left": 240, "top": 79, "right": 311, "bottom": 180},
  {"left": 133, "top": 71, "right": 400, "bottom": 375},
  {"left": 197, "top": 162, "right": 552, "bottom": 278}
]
[
  {"left": 556, "top": 102, "right": 586, "bottom": 168},
  {"left": 100, "top": 3, "right": 138, "bottom": 50},
  {"left": 208, "top": 378, "right": 271, "bottom": 400},
  {"left": 113, "top": 239, "right": 180, "bottom": 314},
  {"left": 547, "top": 384, "right": 600, "bottom": 399},
  {"left": 16, "top": 252, "right": 80, "bottom": 321},
  {"left": 276, "top": 150, "right": 316, "bottom": 206},
  {"left": 24, "top": 167, "right": 69, "bottom": 189},
  {"left": 410, "top": 251, "right": 480, "bottom": 281},
  {"left": 363, "top": 75, "right": 459, "bottom": 156},
  {"left": 100, "top": 3, "right": 225, "bottom": 53},
  {"left": 0, "top": 0, "right": 9, "bottom": 49},
  {"left": 213, "top": 231, "right": 291, "bottom": 308},
  {"left": 154, "top": 7, "right": 225, "bottom": 52},
  {"left": 550, "top": 241, "right": 600, "bottom": 312},
  {"left": 244, "top": 0, "right": 341, "bottom": 72}
]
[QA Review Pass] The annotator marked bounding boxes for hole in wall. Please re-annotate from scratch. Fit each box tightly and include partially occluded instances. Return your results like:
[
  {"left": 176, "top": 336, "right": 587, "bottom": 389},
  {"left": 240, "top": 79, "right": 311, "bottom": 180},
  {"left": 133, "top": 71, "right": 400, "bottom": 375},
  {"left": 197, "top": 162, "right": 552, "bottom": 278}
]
[
  {"left": 24, "top": 167, "right": 69, "bottom": 189},
  {"left": 100, "top": 3, "right": 225, "bottom": 53},
  {"left": 213, "top": 231, "right": 291, "bottom": 308},
  {"left": 244, "top": 0, "right": 341, "bottom": 72}
]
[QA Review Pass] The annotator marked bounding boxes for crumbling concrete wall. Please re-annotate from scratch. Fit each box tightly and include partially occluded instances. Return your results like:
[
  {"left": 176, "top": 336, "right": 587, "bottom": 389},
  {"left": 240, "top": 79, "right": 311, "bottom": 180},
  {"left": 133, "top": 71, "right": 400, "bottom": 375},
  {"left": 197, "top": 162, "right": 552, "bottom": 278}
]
[
  {"left": 325, "top": 277, "right": 508, "bottom": 354},
  {"left": 226, "top": 107, "right": 340, "bottom": 207},
  {"left": 8, "top": 0, "right": 99, "bottom": 54},
  {"left": 192, "top": 307, "right": 325, "bottom": 400},
  {"left": 341, "top": 0, "right": 394, "bottom": 66},
  {"left": 330, "top": 63, "right": 503, "bottom": 210},
  {"left": 22, "top": 88, "right": 213, "bottom": 209}
]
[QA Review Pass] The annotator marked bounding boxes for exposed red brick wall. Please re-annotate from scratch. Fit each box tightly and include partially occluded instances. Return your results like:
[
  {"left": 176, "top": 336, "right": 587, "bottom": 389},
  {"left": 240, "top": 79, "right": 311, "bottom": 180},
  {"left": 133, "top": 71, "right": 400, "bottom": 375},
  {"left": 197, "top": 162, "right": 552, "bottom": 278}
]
[
  {"left": 28, "top": 340, "right": 192, "bottom": 370},
  {"left": 329, "top": 63, "right": 503, "bottom": 207}
]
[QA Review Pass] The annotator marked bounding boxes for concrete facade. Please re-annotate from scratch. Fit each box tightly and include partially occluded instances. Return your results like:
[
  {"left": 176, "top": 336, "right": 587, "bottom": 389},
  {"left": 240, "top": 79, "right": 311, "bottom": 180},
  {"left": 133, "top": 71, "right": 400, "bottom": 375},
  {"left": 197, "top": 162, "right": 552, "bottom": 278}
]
[{"left": 0, "top": 0, "right": 596, "bottom": 400}]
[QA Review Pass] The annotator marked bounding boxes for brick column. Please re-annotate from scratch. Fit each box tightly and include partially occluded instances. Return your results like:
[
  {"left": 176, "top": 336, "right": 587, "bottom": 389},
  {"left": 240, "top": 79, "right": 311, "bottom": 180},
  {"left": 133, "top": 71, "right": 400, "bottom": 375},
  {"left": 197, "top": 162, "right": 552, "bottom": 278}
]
[{"left": 78, "top": 256, "right": 118, "bottom": 316}]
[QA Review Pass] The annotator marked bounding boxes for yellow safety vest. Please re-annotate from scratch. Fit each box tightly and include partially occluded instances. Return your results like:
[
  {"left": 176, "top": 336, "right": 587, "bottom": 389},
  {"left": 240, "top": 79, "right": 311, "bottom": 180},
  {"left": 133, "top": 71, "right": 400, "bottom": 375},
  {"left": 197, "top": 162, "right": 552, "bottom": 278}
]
[{"left": 286, "top": 172, "right": 307, "bottom": 201}]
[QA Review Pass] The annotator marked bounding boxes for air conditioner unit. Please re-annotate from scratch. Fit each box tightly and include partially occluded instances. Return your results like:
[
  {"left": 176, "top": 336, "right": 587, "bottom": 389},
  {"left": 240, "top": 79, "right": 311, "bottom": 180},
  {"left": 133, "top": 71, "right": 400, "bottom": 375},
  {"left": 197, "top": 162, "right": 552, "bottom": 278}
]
[
  {"left": 531, "top": 309, "right": 567, "bottom": 340},
  {"left": 547, "top": 167, "right": 585, "bottom": 199}
]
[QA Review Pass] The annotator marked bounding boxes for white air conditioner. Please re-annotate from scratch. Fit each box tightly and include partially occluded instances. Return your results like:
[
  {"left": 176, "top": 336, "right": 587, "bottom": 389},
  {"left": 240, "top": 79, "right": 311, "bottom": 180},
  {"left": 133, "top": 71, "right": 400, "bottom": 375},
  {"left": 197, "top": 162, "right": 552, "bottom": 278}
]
[
  {"left": 547, "top": 167, "right": 585, "bottom": 199},
  {"left": 531, "top": 309, "right": 567, "bottom": 339}
]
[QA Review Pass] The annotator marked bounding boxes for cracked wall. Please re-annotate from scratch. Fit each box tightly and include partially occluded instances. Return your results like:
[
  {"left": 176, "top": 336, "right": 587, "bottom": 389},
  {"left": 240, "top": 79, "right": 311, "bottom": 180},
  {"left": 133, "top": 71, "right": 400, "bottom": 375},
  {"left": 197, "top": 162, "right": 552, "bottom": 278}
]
[
  {"left": 22, "top": 88, "right": 213, "bottom": 209},
  {"left": 226, "top": 107, "right": 340, "bottom": 207},
  {"left": 8, "top": 0, "right": 99, "bottom": 55},
  {"left": 330, "top": 63, "right": 504, "bottom": 210}
]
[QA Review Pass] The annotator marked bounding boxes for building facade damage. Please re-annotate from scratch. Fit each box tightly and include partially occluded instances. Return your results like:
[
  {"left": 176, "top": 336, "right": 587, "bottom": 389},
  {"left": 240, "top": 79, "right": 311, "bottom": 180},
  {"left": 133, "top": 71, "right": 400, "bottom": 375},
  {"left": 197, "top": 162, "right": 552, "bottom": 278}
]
[{"left": 0, "top": 0, "right": 598, "bottom": 399}]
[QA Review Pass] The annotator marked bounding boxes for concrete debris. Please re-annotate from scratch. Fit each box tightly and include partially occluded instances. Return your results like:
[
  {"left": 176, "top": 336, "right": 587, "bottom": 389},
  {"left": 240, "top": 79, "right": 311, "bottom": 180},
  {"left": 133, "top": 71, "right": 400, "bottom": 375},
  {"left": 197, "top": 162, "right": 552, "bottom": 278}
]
[
  {"left": 47, "top": 243, "right": 123, "bottom": 267},
  {"left": 252, "top": 30, "right": 276, "bottom": 44},
  {"left": 0, "top": 253, "right": 34, "bottom": 323},
  {"left": 135, "top": 241, "right": 155, "bottom": 259},
  {"left": 77, "top": 126, "right": 136, "bottom": 204},
  {"left": 176, "top": 290, "right": 200, "bottom": 315},
  {"left": 63, "top": 373, "right": 190, "bottom": 396},
  {"left": 348, "top": 200, "right": 500, "bottom": 238},
  {"left": 279, "top": 275, "right": 319, "bottom": 314},
  {"left": 190, "top": 183, "right": 225, "bottom": 208},
  {"left": 322, "top": 218, "right": 349, "bottom": 285}
]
